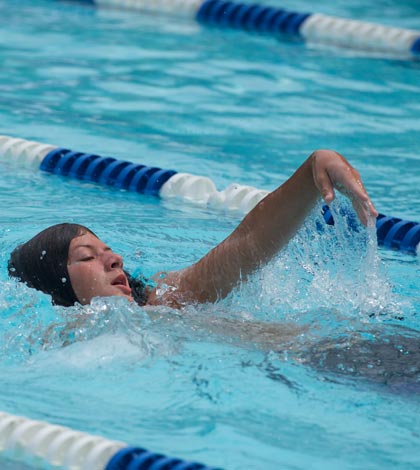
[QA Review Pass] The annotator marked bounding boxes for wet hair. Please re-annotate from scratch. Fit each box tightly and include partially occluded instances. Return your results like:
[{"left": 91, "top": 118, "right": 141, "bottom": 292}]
[
  {"left": 8, "top": 223, "right": 148, "bottom": 307},
  {"left": 125, "top": 272, "right": 149, "bottom": 307}
]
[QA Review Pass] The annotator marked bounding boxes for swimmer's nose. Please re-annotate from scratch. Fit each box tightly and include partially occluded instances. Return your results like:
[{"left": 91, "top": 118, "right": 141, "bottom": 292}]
[{"left": 104, "top": 251, "right": 123, "bottom": 270}]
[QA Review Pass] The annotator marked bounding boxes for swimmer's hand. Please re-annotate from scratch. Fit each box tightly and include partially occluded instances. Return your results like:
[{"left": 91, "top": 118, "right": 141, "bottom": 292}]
[{"left": 311, "top": 149, "right": 378, "bottom": 226}]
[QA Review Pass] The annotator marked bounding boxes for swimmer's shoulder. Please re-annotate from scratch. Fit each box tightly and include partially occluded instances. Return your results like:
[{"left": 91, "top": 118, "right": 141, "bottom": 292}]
[{"left": 146, "top": 264, "right": 216, "bottom": 308}]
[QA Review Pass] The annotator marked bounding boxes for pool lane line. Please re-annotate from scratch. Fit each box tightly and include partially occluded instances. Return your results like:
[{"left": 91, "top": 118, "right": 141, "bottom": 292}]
[
  {"left": 65, "top": 0, "right": 420, "bottom": 56},
  {"left": 0, "top": 134, "right": 419, "bottom": 255},
  {"left": 0, "top": 410, "right": 221, "bottom": 470}
]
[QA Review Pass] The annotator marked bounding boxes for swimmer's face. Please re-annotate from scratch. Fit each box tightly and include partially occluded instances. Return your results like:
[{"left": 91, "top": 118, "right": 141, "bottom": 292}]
[{"left": 67, "top": 232, "right": 133, "bottom": 305}]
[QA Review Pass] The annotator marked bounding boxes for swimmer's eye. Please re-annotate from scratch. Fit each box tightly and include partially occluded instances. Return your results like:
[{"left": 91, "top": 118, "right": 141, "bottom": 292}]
[{"left": 78, "top": 256, "right": 95, "bottom": 262}]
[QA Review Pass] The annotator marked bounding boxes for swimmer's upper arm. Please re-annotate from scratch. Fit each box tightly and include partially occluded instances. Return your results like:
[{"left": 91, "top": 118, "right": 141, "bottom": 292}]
[{"left": 146, "top": 242, "right": 247, "bottom": 306}]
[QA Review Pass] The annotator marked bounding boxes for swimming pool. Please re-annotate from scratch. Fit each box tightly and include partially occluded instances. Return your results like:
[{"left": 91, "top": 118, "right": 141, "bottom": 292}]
[{"left": 0, "top": 0, "right": 419, "bottom": 469}]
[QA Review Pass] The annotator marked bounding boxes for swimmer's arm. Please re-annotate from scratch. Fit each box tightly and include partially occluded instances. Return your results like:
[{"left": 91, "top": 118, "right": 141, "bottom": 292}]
[{"left": 148, "top": 150, "right": 377, "bottom": 307}]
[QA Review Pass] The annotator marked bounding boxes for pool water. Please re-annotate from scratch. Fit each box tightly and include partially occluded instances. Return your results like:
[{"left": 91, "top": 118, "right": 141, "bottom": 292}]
[{"left": 0, "top": 0, "right": 419, "bottom": 469}]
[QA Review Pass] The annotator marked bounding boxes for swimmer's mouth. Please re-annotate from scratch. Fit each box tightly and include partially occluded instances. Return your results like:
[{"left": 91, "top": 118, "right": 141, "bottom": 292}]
[{"left": 112, "top": 274, "right": 128, "bottom": 287}]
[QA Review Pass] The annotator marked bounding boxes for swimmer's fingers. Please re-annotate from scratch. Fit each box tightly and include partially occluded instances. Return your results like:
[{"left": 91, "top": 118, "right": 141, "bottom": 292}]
[
  {"left": 350, "top": 194, "right": 378, "bottom": 227},
  {"left": 311, "top": 150, "right": 378, "bottom": 226},
  {"left": 313, "top": 162, "right": 336, "bottom": 204},
  {"left": 333, "top": 170, "right": 378, "bottom": 226}
]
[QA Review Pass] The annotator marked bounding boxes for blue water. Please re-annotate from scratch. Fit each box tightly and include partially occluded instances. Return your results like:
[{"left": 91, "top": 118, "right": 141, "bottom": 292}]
[{"left": 0, "top": 1, "right": 419, "bottom": 469}]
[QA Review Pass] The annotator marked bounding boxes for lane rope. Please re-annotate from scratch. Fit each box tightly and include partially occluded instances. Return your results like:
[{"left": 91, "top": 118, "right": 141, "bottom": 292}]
[
  {"left": 0, "top": 411, "right": 220, "bottom": 470},
  {"left": 1, "top": 134, "right": 419, "bottom": 254},
  {"left": 65, "top": 0, "right": 420, "bottom": 55}
]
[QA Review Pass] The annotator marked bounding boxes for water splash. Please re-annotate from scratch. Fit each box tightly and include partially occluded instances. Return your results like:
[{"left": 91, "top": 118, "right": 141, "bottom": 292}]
[
  {"left": 0, "top": 280, "right": 178, "bottom": 365},
  {"left": 225, "top": 198, "right": 407, "bottom": 327}
]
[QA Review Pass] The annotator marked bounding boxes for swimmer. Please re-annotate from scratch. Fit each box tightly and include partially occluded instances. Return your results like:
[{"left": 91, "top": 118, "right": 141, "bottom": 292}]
[{"left": 8, "top": 150, "right": 377, "bottom": 308}]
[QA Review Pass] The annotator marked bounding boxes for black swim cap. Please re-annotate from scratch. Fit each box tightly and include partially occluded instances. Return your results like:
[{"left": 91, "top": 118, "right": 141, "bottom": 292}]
[{"left": 8, "top": 223, "right": 92, "bottom": 307}]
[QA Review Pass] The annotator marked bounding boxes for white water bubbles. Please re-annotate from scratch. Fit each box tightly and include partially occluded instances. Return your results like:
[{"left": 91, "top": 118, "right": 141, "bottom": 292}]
[
  {"left": 226, "top": 197, "right": 404, "bottom": 326},
  {"left": 294, "top": 199, "right": 392, "bottom": 318},
  {"left": 0, "top": 282, "right": 179, "bottom": 367}
]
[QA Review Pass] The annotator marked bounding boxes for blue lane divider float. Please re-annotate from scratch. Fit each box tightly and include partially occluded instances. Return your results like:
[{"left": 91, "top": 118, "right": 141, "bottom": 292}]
[
  {"left": 322, "top": 206, "right": 420, "bottom": 255},
  {"left": 106, "top": 446, "right": 221, "bottom": 470},
  {"left": 65, "top": 0, "right": 420, "bottom": 55},
  {"left": 1, "top": 135, "right": 419, "bottom": 255},
  {"left": 196, "top": 0, "right": 310, "bottom": 35},
  {"left": 40, "top": 147, "right": 176, "bottom": 196}
]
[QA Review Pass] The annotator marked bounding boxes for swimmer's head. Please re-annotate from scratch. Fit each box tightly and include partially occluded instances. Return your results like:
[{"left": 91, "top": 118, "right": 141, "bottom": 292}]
[{"left": 8, "top": 223, "right": 148, "bottom": 307}]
